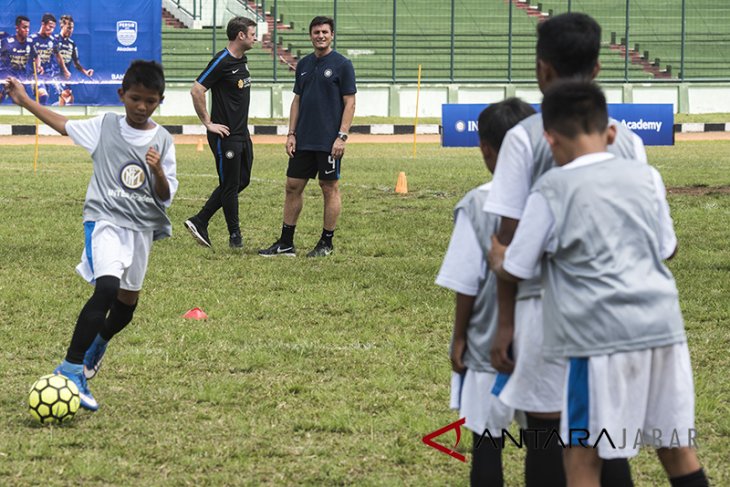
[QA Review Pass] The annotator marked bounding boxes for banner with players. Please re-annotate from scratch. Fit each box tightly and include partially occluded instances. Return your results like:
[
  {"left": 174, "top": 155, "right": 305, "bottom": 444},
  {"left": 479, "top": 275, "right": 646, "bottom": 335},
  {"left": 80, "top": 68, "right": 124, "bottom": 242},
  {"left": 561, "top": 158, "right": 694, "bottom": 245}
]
[
  {"left": 442, "top": 103, "right": 675, "bottom": 146},
  {"left": 0, "top": 0, "right": 161, "bottom": 106}
]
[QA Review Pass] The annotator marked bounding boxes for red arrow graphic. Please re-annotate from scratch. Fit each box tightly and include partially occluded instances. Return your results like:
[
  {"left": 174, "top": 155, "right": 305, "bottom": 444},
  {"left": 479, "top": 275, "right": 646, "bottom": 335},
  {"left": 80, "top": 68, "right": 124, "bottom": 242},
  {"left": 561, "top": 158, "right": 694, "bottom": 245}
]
[{"left": 422, "top": 417, "right": 467, "bottom": 462}]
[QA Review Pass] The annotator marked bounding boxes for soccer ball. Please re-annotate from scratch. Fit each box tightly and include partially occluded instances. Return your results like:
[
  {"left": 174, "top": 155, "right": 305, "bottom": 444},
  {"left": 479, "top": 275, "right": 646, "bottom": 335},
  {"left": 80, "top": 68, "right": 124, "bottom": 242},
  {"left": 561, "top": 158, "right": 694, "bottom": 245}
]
[{"left": 28, "top": 374, "right": 80, "bottom": 424}]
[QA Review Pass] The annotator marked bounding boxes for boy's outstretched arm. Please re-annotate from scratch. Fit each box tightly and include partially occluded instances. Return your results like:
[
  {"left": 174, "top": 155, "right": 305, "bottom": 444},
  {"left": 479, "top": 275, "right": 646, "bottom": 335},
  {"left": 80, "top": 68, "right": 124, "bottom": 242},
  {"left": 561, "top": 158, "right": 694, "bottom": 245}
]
[{"left": 5, "top": 77, "right": 68, "bottom": 135}]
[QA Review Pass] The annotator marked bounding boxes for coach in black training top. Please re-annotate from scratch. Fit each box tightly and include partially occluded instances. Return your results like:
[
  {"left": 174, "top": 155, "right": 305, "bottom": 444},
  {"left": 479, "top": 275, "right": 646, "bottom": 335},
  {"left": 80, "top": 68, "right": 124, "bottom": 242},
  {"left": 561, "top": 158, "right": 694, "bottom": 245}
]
[
  {"left": 185, "top": 16, "right": 256, "bottom": 249},
  {"left": 259, "top": 16, "right": 357, "bottom": 258}
]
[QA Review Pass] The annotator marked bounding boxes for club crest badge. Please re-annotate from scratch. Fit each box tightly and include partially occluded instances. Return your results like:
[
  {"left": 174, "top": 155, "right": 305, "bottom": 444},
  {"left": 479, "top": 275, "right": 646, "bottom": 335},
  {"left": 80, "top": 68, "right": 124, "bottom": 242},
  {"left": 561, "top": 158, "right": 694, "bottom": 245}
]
[
  {"left": 225, "top": 150, "right": 235, "bottom": 159},
  {"left": 119, "top": 162, "right": 146, "bottom": 190},
  {"left": 117, "top": 21, "right": 138, "bottom": 47},
  {"left": 324, "top": 68, "right": 333, "bottom": 78}
]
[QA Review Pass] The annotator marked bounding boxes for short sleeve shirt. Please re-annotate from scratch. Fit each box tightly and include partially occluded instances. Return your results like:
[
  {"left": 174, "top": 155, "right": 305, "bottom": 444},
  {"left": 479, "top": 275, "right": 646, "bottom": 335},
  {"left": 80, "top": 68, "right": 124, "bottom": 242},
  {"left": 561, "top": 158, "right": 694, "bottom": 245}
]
[
  {"left": 196, "top": 48, "right": 251, "bottom": 138},
  {"left": 0, "top": 36, "right": 37, "bottom": 78},
  {"left": 29, "top": 33, "right": 57, "bottom": 77},
  {"left": 55, "top": 35, "right": 80, "bottom": 73},
  {"left": 293, "top": 50, "right": 356, "bottom": 152},
  {"left": 66, "top": 115, "right": 178, "bottom": 208}
]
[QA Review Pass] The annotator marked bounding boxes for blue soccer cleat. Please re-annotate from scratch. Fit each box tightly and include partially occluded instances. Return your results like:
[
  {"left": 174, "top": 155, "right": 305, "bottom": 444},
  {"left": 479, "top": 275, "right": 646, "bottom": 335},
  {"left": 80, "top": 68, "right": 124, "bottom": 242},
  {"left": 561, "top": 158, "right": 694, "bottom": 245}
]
[
  {"left": 54, "top": 363, "right": 99, "bottom": 411},
  {"left": 83, "top": 335, "right": 108, "bottom": 380}
]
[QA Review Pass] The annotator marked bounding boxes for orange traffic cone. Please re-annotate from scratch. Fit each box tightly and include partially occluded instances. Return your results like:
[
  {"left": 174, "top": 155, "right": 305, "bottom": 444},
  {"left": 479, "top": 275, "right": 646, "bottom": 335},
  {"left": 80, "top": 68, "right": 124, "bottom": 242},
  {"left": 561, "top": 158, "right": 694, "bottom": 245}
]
[
  {"left": 395, "top": 171, "right": 408, "bottom": 194},
  {"left": 183, "top": 307, "right": 208, "bottom": 320},
  {"left": 196, "top": 137, "right": 204, "bottom": 152}
]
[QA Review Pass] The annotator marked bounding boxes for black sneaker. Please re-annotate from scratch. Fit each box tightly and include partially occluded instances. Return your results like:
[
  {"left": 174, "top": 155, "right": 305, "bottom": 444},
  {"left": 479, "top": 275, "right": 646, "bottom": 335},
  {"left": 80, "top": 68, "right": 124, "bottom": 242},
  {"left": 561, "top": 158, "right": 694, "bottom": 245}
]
[
  {"left": 184, "top": 217, "right": 212, "bottom": 248},
  {"left": 306, "top": 239, "right": 333, "bottom": 258},
  {"left": 258, "top": 240, "right": 296, "bottom": 257},
  {"left": 229, "top": 231, "right": 243, "bottom": 249}
]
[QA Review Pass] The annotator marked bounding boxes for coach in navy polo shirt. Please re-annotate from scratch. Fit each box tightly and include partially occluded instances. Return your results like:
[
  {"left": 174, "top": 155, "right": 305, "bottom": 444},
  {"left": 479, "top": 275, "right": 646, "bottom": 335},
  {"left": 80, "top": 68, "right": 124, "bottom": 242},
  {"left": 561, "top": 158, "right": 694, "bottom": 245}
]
[{"left": 259, "top": 16, "right": 356, "bottom": 258}]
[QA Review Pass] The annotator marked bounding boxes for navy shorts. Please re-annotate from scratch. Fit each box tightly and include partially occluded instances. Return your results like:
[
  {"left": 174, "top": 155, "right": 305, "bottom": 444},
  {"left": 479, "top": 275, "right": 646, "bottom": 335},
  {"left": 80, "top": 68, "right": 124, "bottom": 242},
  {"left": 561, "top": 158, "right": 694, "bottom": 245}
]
[{"left": 287, "top": 150, "right": 341, "bottom": 181}]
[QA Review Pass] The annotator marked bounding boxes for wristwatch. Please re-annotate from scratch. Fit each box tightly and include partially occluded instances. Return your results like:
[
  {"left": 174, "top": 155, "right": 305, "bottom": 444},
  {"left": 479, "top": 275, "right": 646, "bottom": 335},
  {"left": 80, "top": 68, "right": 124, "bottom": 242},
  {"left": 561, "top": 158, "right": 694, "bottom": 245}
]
[{"left": 337, "top": 131, "right": 348, "bottom": 142}]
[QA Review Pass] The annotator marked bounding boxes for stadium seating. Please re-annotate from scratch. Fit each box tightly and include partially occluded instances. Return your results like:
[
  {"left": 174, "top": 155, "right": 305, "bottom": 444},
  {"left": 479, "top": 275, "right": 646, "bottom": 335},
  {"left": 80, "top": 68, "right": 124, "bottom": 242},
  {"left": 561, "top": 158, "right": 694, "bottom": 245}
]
[{"left": 161, "top": 0, "right": 728, "bottom": 82}]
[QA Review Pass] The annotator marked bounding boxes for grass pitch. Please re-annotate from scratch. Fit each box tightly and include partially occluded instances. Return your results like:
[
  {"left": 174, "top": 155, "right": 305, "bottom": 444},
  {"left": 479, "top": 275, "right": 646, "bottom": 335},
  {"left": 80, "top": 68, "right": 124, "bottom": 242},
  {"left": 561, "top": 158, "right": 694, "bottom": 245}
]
[{"left": 0, "top": 140, "right": 728, "bottom": 485}]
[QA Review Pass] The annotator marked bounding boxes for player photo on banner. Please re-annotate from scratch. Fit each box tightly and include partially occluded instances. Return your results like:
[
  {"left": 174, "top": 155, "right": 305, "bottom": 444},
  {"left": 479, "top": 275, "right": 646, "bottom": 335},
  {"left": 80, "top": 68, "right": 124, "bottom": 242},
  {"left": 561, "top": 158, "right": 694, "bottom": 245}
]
[{"left": 0, "top": 0, "right": 161, "bottom": 106}]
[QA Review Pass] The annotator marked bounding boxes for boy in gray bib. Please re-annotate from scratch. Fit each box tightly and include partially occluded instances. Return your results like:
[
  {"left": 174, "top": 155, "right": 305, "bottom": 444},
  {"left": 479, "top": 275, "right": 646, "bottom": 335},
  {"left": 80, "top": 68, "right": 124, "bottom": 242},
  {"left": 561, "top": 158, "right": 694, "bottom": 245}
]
[
  {"left": 489, "top": 81, "right": 707, "bottom": 487},
  {"left": 5, "top": 60, "right": 177, "bottom": 412},
  {"left": 436, "top": 98, "right": 535, "bottom": 485}
]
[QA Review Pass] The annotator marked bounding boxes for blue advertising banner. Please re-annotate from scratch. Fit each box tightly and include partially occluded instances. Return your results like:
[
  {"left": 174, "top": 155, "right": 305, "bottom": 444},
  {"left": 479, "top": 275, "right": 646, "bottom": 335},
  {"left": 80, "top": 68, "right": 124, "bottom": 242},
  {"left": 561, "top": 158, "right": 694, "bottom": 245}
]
[
  {"left": 0, "top": 0, "right": 161, "bottom": 106},
  {"left": 442, "top": 103, "right": 674, "bottom": 147}
]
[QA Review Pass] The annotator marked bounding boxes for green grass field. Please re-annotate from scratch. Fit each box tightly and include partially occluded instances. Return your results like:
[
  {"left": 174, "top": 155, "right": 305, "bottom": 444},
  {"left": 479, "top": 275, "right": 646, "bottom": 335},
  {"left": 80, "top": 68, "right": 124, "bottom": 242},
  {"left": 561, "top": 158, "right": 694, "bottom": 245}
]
[{"left": 0, "top": 140, "right": 729, "bottom": 485}]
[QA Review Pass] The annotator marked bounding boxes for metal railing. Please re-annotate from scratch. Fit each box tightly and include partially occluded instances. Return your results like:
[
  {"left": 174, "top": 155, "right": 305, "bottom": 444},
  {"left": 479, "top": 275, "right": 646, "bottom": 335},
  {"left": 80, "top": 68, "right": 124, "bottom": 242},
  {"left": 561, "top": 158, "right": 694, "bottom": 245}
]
[{"left": 163, "top": 0, "right": 730, "bottom": 82}]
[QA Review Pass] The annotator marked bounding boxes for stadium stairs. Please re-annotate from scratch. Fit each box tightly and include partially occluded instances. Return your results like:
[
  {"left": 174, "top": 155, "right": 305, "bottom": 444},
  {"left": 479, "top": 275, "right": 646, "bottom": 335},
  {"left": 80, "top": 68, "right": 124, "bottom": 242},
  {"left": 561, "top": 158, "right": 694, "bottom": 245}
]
[
  {"left": 161, "top": 4, "right": 297, "bottom": 76},
  {"left": 242, "top": 0, "right": 298, "bottom": 70},
  {"left": 607, "top": 33, "right": 672, "bottom": 80},
  {"left": 162, "top": 8, "right": 187, "bottom": 29},
  {"left": 510, "top": 0, "right": 670, "bottom": 80},
  {"left": 512, "top": 0, "right": 551, "bottom": 20}
]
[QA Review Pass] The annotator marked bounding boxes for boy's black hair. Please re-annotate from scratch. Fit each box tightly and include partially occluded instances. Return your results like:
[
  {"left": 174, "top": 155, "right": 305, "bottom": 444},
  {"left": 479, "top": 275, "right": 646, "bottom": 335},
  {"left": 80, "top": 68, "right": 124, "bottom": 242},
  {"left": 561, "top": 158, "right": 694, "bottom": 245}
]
[
  {"left": 541, "top": 81, "right": 608, "bottom": 138},
  {"left": 309, "top": 16, "right": 334, "bottom": 34},
  {"left": 226, "top": 16, "right": 256, "bottom": 41},
  {"left": 536, "top": 13, "right": 601, "bottom": 78},
  {"left": 16, "top": 15, "right": 30, "bottom": 26},
  {"left": 478, "top": 98, "right": 536, "bottom": 151},
  {"left": 41, "top": 13, "right": 56, "bottom": 25},
  {"left": 122, "top": 60, "right": 166, "bottom": 96}
]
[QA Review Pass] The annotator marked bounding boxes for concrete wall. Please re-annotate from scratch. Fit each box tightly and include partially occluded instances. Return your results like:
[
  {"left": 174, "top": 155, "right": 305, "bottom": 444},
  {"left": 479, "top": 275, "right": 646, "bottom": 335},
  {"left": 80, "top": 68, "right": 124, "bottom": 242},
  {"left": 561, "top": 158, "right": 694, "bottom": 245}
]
[{"left": 2, "top": 83, "right": 730, "bottom": 117}]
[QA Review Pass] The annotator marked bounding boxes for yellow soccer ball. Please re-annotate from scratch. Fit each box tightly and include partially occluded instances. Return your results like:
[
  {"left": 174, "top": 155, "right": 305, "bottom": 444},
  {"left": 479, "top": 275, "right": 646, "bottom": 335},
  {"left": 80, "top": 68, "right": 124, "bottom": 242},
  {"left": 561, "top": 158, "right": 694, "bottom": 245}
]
[{"left": 28, "top": 374, "right": 80, "bottom": 424}]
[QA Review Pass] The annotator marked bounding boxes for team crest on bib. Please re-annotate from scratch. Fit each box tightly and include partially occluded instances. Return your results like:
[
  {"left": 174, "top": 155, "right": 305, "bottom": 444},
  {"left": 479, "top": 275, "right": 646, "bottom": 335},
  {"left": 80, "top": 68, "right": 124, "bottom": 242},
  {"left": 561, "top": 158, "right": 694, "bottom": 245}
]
[
  {"left": 324, "top": 68, "right": 333, "bottom": 78},
  {"left": 225, "top": 150, "right": 235, "bottom": 159},
  {"left": 119, "top": 162, "right": 146, "bottom": 190},
  {"left": 116, "top": 21, "right": 138, "bottom": 47}
]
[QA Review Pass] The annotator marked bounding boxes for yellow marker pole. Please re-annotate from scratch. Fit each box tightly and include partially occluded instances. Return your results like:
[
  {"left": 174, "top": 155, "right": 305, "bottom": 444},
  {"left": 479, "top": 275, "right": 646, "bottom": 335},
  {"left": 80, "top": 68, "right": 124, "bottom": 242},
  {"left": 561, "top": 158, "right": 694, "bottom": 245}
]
[
  {"left": 412, "top": 64, "right": 422, "bottom": 158},
  {"left": 33, "top": 63, "right": 40, "bottom": 173}
]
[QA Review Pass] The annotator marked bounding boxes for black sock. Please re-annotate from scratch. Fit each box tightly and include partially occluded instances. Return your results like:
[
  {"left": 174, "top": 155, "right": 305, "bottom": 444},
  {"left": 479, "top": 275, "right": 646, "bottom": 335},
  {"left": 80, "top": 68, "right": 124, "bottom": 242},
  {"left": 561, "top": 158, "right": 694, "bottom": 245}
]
[
  {"left": 65, "top": 276, "right": 120, "bottom": 364},
  {"left": 670, "top": 469, "right": 709, "bottom": 487},
  {"left": 280, "top": 223, "right": 296, "bottom": 246},
  {"left": 100, "top": 298, "right": 138, "bottom": 342},
  {"left": 471, "top": 431, "right": 503, "bottom": 486},
  {"left": 321, "top": 228, "right": 334, "bottom": 246},
  {"left": 524, "top": 415, "right": 566, "bottom": 487},
  {"left": 600, "top": 458, "right": 633, "bottom": 486}
]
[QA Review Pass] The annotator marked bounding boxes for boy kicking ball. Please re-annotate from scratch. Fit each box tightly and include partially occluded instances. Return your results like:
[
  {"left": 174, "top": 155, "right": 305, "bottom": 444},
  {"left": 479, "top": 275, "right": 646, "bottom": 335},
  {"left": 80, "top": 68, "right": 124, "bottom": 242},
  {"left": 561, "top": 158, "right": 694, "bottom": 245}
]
[
  {"left": 489, "top": 81, "right": 708, "bottom": 487},
  {"left": 6, "top": 60, "right": 178, "bottom": 411}
]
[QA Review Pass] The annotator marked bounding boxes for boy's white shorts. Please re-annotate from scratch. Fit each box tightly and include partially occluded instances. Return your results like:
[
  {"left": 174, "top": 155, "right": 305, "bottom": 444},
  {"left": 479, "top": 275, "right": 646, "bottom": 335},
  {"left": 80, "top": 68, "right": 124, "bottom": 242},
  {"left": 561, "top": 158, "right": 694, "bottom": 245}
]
[
  {"left": 561, "top": 342, "right": 696, "bottom": 459},
  {"left": 450, "top": 370, "right": 515, "bottom": 436},
  {"left": 75, "top": 220, "right": 153, "bottom": 291},
  {"left": 495, "top": 297, "right": 566, "bottom": 413}
]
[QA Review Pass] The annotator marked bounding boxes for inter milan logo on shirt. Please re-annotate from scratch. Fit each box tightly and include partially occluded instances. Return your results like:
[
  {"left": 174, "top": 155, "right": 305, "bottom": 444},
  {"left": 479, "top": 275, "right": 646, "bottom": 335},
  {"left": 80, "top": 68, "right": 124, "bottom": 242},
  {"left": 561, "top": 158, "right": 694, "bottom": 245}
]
[
  {"left": 119, "top": 162, "right": 146, "bottom": 190},
  {"left": 324, "top": 68, "right": 333, "bottom": 78}
]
